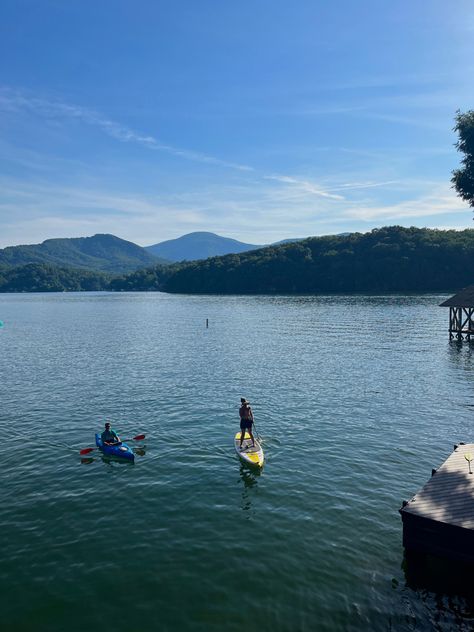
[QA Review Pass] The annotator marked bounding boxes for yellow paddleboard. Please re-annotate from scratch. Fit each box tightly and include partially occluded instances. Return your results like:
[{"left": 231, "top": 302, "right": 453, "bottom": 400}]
[{"left": 234, "top": 431, "right": 264, "bottom": 468}]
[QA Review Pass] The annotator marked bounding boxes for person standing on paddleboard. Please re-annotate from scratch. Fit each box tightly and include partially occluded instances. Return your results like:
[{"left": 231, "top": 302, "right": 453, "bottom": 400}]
[
  {"left": 101, "top": 422, "right": 121, "bottom": 446},
  {"left": 239, "top": 398, "right": 255, "bottom": 449}
]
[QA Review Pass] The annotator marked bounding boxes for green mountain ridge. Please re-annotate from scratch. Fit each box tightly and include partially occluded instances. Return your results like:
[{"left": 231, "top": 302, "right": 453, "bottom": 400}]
[
  {"left": 0, "top": 234, "right": 165, "bottom": 274},
  {"left": 2, "top": 227, "right": 474, "bottom": 294},
  {"left": 113, "top": 226, "right": 474, "bottom": 294}
]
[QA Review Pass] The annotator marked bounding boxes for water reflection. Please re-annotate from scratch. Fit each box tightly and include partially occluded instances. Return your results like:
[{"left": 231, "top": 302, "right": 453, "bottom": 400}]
[
  {"left": 80, "top": 457, "right": 94, "bottom": 465},
  {"left": 447, "top": 340, "right": 474, "bottom": 369},
  {"left": 239, "top": 463, "right": 261, "bottom": 515},
  {"left": 402, "top": 551, "right": 474, "bottom": 624},
  {"left": 79, "top": 445, "right": 146, "bottom": 465}
]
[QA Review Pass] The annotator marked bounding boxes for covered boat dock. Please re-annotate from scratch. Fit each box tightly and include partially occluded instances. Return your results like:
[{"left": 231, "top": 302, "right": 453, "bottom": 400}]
[{"left": 440, "top": 286, "right": 474, "bottom": 340}]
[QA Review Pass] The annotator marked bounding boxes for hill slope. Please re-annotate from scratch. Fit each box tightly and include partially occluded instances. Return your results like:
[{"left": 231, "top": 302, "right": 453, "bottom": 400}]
[
  {"left": 0, "top": 263, "right": 110, "bottom": 292},
  {"left": 0, "top": 234, "right": 166, "bottom": 274},
  {"left": 145, "top": 231, "right": 262, "bottom": 261},
  {"left": 114, "top": 226, "right": 474, "bottom": 294}
]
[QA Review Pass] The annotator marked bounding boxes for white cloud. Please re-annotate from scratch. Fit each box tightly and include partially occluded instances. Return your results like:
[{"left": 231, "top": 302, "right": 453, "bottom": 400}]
[
  {"left": 264, "top": 175, "right": 345, "bottom": 200},
  {"left": 330, "top": 180, "right": 400, "bottom": 192},
  {"left": 343, "top": 185, "right": 469, "bottom": 221},
  {"left": 1, "top": 86, "right": 471, "bottom": 246},
  {"left": 0, "top": 175, "right": 472, "bottom": 248},
  {"left": 0, "top": 87, "right": 254, "bottom": 172}
]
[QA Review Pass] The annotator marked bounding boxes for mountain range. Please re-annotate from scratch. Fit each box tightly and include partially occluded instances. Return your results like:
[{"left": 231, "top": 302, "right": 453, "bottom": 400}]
[
  {"left": 0, "top": 231, "right": 297, "bottom": 273},
  {"left": 1, "top": 227, "right": 472, "bottom": 294}
]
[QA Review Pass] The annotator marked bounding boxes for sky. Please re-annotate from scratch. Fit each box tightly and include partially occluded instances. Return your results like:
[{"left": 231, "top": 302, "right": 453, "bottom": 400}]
[{"left": 0, "top": 0, "right": 473, "bottom": 248}]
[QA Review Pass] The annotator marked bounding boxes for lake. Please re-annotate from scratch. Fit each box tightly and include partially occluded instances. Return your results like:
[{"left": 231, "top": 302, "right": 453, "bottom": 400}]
[{"left": 1, "top": 292, "right": 473, "bottom": 631}]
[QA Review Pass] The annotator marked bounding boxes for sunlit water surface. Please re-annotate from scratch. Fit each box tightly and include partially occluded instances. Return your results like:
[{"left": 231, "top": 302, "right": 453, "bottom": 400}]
[{"left": 1, "top": 292, "right": 473, "bottom": 631}]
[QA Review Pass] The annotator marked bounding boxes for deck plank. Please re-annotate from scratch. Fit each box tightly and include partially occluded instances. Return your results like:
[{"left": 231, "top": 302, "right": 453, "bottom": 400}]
[{"left": 402, "top": 443, "right": 474, "bottom": 531}]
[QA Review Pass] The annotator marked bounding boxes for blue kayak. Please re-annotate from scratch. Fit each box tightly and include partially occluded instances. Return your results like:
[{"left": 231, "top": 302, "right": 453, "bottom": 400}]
[{"left": 95, "top": 433, "right": 135, "bottom": 462}]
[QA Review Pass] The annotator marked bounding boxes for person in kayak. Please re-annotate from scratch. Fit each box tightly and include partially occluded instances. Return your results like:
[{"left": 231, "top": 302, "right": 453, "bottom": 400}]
[
  {"left": 239, "top": 398, "right": 255, "bottom": 450},
  {"left": 101, "top": 422, "right": 121, "bottom": 446}
]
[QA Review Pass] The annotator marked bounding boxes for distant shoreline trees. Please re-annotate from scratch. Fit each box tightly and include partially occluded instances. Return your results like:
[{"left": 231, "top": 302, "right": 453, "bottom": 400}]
[
  {"left": 2, "top": 227, "right": 473, "bottom": 295},
  {"left": 0, "top": 263, "right": 110, "bottom": 293}
]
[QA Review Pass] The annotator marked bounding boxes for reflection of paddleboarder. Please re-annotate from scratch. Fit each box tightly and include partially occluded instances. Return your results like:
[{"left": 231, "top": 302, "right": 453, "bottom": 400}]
[{"left": 239, "top": 397, "right": 254, "bottom": 450}]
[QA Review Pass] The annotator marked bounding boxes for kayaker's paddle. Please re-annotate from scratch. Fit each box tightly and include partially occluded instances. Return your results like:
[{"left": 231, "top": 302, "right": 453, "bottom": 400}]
[
  {"left": 125, "top": 434, "right": 146, "bottom": 442},
  {"left": 79, "top": 434, "right": 146, "bottom": 455},
  {"left": 79, "top": 447, "right": 95, "bottom": 455}
]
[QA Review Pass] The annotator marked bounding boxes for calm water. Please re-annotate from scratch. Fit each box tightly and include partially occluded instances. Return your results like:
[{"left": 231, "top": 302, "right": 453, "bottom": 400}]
[{"left": 1, "top": 292, "right": 473, "bottom": 632}]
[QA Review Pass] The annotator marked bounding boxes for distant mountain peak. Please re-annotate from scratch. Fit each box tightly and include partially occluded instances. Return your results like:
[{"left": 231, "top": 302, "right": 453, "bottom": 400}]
[{"left": 145, "top": 231, "right": 263, "bottom": 262}]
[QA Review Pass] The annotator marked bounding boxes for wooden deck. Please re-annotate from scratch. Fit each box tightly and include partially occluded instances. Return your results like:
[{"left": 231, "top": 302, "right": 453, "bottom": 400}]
[{"left": 400, "top": 443, "right": 474, "bottom": 562}]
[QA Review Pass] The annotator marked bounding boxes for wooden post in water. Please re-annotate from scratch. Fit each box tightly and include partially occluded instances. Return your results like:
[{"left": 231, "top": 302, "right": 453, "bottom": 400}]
[{"left": 206, "top": 318, "right": 209, "bottom": 328}]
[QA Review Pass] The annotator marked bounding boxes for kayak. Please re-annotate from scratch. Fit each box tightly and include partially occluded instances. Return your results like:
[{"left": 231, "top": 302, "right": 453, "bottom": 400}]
[
  {"left": 95, "top": 433, "right": 135, "bottom": 462},
  {"left": 234, "top": 431, "right": 264, "bottom": 468}
]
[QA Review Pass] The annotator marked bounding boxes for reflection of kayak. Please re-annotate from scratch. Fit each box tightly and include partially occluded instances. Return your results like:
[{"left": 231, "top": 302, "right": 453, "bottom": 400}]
[
  {"left": 95, "top": 433, "right": 135, "bottom": 462},
  {"left": 234, "top": 431, "right": 264, "bottom": 468}
]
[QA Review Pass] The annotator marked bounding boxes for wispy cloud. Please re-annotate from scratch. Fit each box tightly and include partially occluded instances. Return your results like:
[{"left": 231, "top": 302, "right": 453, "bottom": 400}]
[
  {"left": 343, "top": 185, "right": 468, "bottom": 221},
  {"left": 288, "top": 81, "right": 474, "bottom": 132},
  {"left": 0, "top": 174, "right": 471, "bottom": 249},
  {"left": 264, "top": 175, "right": 345, "bottom": 200},
  {"left": 0, "top": 87, "right": 254, "bottom": 172},
  {"left": 330, "top": 180, "right": 400, "bottom": 192},
  {"left": 1, "top": 86, "right": 471, "bottom": 247},
  {"left": 0, "top": 86, "right": 446, "bottom": 212}
]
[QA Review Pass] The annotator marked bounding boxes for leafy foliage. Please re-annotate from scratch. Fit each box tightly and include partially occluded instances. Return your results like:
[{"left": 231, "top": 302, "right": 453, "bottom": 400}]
[
  {"left": 452, "top": 110, "right": 474, "bottom": 208},
  {"left": 3, "top": 227, "right": 474, "bottom": 294},
  {"left": 124, "top": 226, "right": 474, "bottom": 294},
  {"left": 0, "top": 264, "right": 110, "bottom": 292}
]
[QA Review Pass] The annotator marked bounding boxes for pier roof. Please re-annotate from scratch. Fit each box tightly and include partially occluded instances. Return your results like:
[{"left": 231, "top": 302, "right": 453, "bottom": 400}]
[{"left": 440, "top": 286, "right": 474, "bottom": 307}]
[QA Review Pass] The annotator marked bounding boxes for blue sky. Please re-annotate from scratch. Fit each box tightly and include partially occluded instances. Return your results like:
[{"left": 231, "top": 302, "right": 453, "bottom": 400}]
[{"left": 1, "top": 0, "right": 473, "bottom": 248}]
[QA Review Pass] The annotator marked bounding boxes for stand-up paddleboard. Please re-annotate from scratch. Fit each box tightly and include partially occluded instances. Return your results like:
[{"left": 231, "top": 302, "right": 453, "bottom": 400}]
[{"left": 234, "top": 431, "right": 264, "bottom": 468}]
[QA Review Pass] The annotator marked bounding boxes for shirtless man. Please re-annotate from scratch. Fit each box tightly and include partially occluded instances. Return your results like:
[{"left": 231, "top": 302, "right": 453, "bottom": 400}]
[{"left": 239, "top": 398, "right": 255, "bottom": 449}]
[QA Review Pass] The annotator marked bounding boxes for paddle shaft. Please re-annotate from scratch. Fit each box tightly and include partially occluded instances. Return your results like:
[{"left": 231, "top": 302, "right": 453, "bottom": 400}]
[
  {"left": 79, "top": 434, "right": 145, "bottom": 455},
  {"left": 252, "top": 418, "right": 261, "bottom": 440}
]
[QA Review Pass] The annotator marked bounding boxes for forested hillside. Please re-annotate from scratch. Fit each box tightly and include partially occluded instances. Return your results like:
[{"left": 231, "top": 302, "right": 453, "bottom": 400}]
[
  {"left": 0, "top": 234, "right": 165, "bottom": 274},
  {"left": 3, "top": 227, "right": 474, "bottom": 294},
  {"left": 114, "top": 226, "right": 474, "bottom": 294},
  {"left": 0, "top": 264, "right": 110, "bottom": 292}
]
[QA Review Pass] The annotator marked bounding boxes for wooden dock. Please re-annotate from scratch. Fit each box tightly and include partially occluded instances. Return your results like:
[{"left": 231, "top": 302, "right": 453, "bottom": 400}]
[{"left": 400, "top": 443, "right": 474, "bottom": 563}]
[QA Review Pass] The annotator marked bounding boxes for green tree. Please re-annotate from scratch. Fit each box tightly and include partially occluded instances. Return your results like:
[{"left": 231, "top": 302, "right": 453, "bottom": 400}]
[{"left": 452, "top": 110, "right": 474, "bottom": 208}]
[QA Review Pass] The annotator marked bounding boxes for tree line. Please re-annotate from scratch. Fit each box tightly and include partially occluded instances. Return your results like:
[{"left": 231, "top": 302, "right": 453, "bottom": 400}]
[
  {"left": 115, "top": 226, "right": 474, "bottom": 294},
  {"left": 0, "top": 264, "right": 110, "bottom": 292},
  {"left": 2, "top": 226, "right": 474, "bottom": 294}
]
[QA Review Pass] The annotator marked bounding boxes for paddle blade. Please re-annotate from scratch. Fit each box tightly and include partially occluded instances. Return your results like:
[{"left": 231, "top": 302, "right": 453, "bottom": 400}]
[
  {"left": 132, "top": 434, "right": 145, "bottom": 441},
  {"left": 80, "top": 447, "right": 95, "bottom": 455},
  {"left": 465, "top": 452, "right": 473, "bottom": 462}
]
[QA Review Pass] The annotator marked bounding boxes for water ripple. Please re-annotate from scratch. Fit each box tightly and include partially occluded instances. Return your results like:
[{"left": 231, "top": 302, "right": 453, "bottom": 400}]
[{"left": 0, "top": 292, "right": 472, "bottom": 631}]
